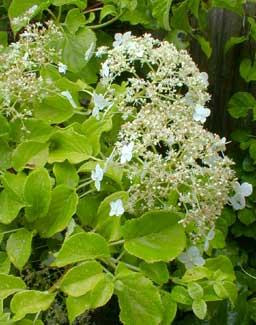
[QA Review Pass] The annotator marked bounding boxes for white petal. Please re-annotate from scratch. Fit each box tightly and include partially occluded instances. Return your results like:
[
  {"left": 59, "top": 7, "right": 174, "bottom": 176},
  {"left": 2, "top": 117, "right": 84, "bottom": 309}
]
[
  {"left": 240, "top": 182, "right": 253, "bottom": 197},
  {"left": 109, "top": 199, "right": 124, "bottom": 217},
  {"left": 229, "top": 194, "right": 245, "bottom": 210}
]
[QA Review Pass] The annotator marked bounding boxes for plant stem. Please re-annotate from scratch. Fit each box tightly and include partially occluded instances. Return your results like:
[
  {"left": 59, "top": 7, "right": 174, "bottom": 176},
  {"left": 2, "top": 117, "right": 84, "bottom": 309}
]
[{"left": 89, "top": 13, "right": 123, "bottom": 29}]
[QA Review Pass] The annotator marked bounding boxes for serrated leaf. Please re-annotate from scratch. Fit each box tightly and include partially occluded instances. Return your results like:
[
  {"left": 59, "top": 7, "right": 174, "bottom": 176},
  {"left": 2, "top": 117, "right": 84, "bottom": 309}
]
[
  {"left": 188, "top": 282, "right": 204, "bottom": 300},
  {"left": 64, "top": 8, "right": 86, "bottom": 34},
  {"left": 195, "top": 35, "right": 212, "bottom": 58},
  {"left": 205, "top": 256, "right": 235, "bottom": 281},
  {"left": 171, "top": 1, "right": 191, "bottom": 32},
  {"left": 48, "top": 128, "right": 92, "bottom": 164},
  {"left": 82, "top": 116, "right": 113, "bottom": 156},
  {"left": 0, "top": 252, "right": 10, "bottom": 274},
  {"left": 8, "top": 0, "right": 48, "bottom": 33},
  {"left": 34, "top": 95, "right": 75, "bottom": 124},
  {"left": 139, "top": 261, "right": 169, "bottom": 285},
  {"left": 53, "top": 161, "right": 79, "bottom": 187},
  {"left": 150, "top": 0, "right": 172, "bottom": 30},
  {"left": 228, "top": 92, "right": 256, "bottom": 118},
  {"left": 240, "top": 58, "right": 256, "bottom": 82},
  {"left": 60, "top": 261, "right": 104, "bottom": 297},
  {"left": 115, "top": 268, "right": 163, "bottom": 325},
  {"left": 0, "top": 189, "right": 24, "bottom": 224},
  {"left": 12, "top": 141, "right": 49, "bottom": 171},
  {"left": 53, "top": 0, "right": 87, "bottom": 9},
  {"left": 35, "top": 184, "right": 78, "bottom": 238},
  {"left": 11, "top": 290, "right": 56, "bottom": 319},
  {"left": 77, "top": 193, "right": 104, "bottom": 227},
  {"left": 192, "top": 299, "right": 207, "bottom": 319},
  {"left": 24, "top": 168, "right": 52, "bottom": 222},
  {"left": 66, "top": 274, "right": 113, "bottom": 323},
  {"left": 52, "top": 232, "right": 110, "bottom": 267},
  {"left": 238, "top": 208, "right": 256, "bottom": 225},
  {"left": 63, "top": 27, "right": 96, "bottom": 72},
  {"left": 182, "top": 266, "right": 210, "bottom": 282},
  {"left": 224, "top": 36, "right": 248, "bottom": 54},
  {"left": 122, "top": 211, "right": 186, "bottom": 262},
  {"left": 171, "top": 286, "right": 192, "bottom": 305},
  {"left": 0, "top": 274, "right": 26, "bottom": 299},
  {"left": 23, "top": 119, "right": 56, "bottom": 142},
  {"left": 160, "top": 291, "right": 177, "bottom": 325},
  {"left": 6, "top": 229, "right": 33, "bottom": 271}
]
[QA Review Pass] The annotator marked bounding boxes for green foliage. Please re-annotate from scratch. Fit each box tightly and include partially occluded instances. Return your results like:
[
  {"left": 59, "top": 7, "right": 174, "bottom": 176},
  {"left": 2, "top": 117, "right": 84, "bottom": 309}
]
[{"left": 0, "top": 0, "right": 254, "bottom": 323}]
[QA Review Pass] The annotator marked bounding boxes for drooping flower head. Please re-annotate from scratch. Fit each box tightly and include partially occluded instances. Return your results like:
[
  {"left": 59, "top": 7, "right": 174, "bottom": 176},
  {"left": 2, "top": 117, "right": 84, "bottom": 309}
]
[{"left": 96, "top": 33, "right": 236, "bottom": 239}]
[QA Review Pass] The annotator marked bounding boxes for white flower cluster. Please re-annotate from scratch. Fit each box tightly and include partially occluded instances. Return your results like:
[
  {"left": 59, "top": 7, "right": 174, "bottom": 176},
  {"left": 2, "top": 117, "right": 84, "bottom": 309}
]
[
  {"left": 0, "top": 21, "right": 63, "bottom": 120},
  {"left": 97, "top": 33, "right": 238, "bottom": 239}
]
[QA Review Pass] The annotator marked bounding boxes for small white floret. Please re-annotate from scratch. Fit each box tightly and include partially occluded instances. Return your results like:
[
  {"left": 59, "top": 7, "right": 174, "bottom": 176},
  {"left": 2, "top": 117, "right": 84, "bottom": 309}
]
[
  {"left": 193, "top": 104, "right": 210, "bottom": 123},
  {"left": 92, "top": 92, "right": 111, "bottom": 120},
  {"left": 228, "top": 181, "right": 253, "bottom": 210},
  {"left": 120, "top": 142, "right": 134, "bottom": 164},
  {"left": 91, "top": 164, "right": 104, "bottom": 191},
  {"left": 58, "top": 62, "right": 67, "bottom": 74},
  {"left": 109, "top": 199, "right": 124, "bottom": 217},
  {"left": 113, "top": 32, "right": 132, "bottom": 48}
]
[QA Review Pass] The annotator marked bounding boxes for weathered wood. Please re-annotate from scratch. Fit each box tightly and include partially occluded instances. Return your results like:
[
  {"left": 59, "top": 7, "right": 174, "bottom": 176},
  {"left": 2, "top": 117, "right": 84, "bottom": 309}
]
[{"left": 190, "top": 6, "right": 256, "bottom": 138}]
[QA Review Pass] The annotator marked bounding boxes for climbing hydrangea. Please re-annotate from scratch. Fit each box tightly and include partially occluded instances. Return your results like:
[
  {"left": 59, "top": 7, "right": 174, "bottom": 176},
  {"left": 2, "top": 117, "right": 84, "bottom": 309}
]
[
  {"left": 96, "top": 33, "right": 237, "bottom": 239},
  {"left": 0, "top": 21, "right": 63, "bottom": 120}
]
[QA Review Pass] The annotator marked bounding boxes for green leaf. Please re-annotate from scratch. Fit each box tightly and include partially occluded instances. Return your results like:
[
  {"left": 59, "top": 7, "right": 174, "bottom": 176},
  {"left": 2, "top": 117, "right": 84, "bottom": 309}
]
[
  {"left": 0, "top": 140, "right": 12, "bottom": 169},
  {"left": 0, "top": 189, "right": 24, "bottom": 224},
  {"left": 100, "top": 4, "right": 117, "bottom": 22},
  {"left": 79, "top": 160, "right": 123, "bottom": 186},
  {"left": 8, "top": 0, "right": 48, "bottom": 33},
  {"left": 23, "top": 119, "right": 56, "bottom": 142},
  {"left": 34, "top": 95, "right": 75, "bottom": 124},
  {"left": 66, "top": 274, "right": 113, "bottom": 323},
  {"left": 63, "top": 27, "right": 96, "bottom": 72},
  {"left": 2, "top": 171, "right": 27, "bottom": 200},
  {"left": 0, "top": 115, "right": 10, "bottom": 138},
  {"left": 150, "top": 0, "right": 172, "bottom": 30},
  {"left": 12, "top": 141, "right": 49, "bottom": 171},
  {"left": 122, "top": 210, "right": 186, "bottom": 262},
  {"left": 228, "top": 92, "right": 256, "bottom": 118},
  {"left": 171, "top": 286, "right": 192, "bottom": 305},
  {"left": 24, "top": 168, "right": 52, "bottom": 222},
  {"left": 0, "top": 252, "right": 10, "bottom": 274},
  {"left": 53, "top": 0, "right": 87, "bottom": 9},
  {"left": 6, "top": 229, "right": 33, "bottom": 271},
  {"left": 240, "top": 59, "right": 256, "bottom": 82},
  {"left": 82, "top": 116, "right": 113, "bottom": 156},
  {"left": 35, "top": 185, "right": 78, "bottom": 238},
  {"left": 48, "top": 128, "right": 92, "bottom": 164},
  {"left": 115, "top": 267, "right": 163, "bottom": 325},
  {"left": 171, "top": 1, "right": 191, "bottom": 33},
  {"left": 52, "top": 232, "right": 110, "bottom": 267},
  {"left": 96, "top": 191, "right": 128, "bottom": 241},
  {"left": 224, "top": 36, "right": 248, "bottom": 54},
  {"left": 238, "top": 208, "right": 256, "bottom": 225},
  {"left": 0, "top": 31, "right": 8, "bottom": 47},
  {"left": 0, "top": 274, "right": 26, "bottom": 299},
  {"left": 249, "top": 141, "right": 256, "bottom": 161},
  {"left": 192, "top": 299, "right": 207, "bottom": 319},
  {"left": 53, "top": 161, "right": 79, "bottom": 187},
  {"left": 188, "top": 283, "right": 204, "bottom": 300},
  {"left": 212, "top": 0, "right": 244, "bottom": 15},
  {"left": 195, "top": 35, "right": 212, "bottom": 58},
  {"left": 160, "top": 291, "right": 177, "bottom": 325},
  {"left": 60, "top": 261, "right": 104, "bottom": 297},
  {"left": 182, "top": 266, "right": 210, "bottom": 282},
  {"left": 205, "top": 255, "right": 235, "bottom": 281},
  {"left": 77, "top": 193, "right": 104, "bottom": 227},
  {"left": 11, "top": 290, "right": 56, "bottom": 319},
  {"left": 210, "top": 229, "right": 225, "bottom": 249},
  {"left": 139, "top": 261, "right": 169, "bottom": 285},
  {"left": 64, "top": 8, "right": 86, "bottom": 34}
]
